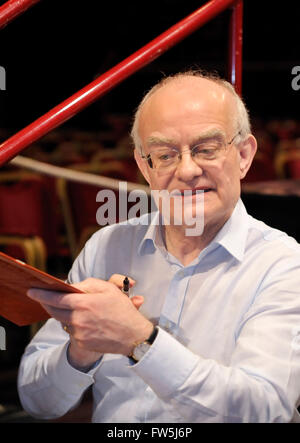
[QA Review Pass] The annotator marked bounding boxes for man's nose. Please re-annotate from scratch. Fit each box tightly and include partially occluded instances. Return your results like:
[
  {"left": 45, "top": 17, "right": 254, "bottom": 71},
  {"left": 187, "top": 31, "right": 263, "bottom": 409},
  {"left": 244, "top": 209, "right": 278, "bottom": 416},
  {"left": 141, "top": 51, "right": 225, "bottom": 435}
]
[{"left": 174, "top": 151, "right": 203, "bottom": 181}]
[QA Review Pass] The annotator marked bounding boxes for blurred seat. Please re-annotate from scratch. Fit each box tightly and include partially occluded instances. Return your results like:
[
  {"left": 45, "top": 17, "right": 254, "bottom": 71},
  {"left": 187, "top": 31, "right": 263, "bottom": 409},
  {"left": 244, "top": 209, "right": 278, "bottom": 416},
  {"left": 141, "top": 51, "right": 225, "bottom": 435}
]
[
  {"left": 253, "top": 129, "right": 275, "bottom": 161},
  {"left": 275, "top": 139, "right": 300, "bottom": 179},
  {"left": 0, "top": 235, "right": 44, "bottom": 269},
  {"left": 285, "top": 158, "right": 300, "bottom": 178},
  {"left": 0, "top": 170, "right": 60, "bottom": 270},
  {"left": 57, "top": 161, "right": 135, "bottom": 259},
  {"left": 0, "top": 170, "right": 63, "bottom": 337},
  {"left": 242, "top": 151, "right": 277, "bottom": 183}
]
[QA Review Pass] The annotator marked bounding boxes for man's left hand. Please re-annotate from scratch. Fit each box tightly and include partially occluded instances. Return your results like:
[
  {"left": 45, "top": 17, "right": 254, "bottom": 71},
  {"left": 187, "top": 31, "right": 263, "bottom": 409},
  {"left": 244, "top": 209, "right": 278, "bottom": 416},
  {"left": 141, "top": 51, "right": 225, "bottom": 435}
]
[{"left": 27, "top": 277, "right": 153, "bottom": 358}]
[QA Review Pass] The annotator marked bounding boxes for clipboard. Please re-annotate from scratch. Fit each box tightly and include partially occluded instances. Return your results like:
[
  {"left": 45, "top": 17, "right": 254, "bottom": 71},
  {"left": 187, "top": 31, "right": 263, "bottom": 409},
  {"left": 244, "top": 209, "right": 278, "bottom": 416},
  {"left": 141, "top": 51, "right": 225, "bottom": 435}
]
[{"left": 0, "top": 251, "right": 82, "bottom": 326}]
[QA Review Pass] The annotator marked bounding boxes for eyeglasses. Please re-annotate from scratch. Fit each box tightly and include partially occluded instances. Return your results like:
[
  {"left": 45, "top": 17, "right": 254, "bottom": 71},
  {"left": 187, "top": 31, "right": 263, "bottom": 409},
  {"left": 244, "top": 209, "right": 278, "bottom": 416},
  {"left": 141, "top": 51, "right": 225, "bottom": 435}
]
[{"left": 141, "top": 131, "right": 241, "bottom": 174}]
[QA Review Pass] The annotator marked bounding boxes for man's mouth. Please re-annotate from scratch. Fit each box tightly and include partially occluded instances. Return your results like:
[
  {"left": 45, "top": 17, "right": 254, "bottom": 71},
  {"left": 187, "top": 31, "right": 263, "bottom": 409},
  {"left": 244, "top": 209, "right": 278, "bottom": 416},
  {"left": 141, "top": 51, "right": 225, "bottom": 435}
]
[{"left": 174, "top": 188, "right": 214, "bottom": 196}]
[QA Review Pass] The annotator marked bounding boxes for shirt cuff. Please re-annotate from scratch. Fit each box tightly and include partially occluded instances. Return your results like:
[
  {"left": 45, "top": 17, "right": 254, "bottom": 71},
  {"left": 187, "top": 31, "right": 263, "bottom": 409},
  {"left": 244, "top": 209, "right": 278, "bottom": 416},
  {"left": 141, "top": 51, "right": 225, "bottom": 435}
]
[
  {"left": 66, "top": 342, "right": 103, "bottom": 373},
  {"left": 130, "top": 326, "right": 199, "bottom": 399},
  {"left": 47, "top": 341, "right": 100, "bottom": 395}
]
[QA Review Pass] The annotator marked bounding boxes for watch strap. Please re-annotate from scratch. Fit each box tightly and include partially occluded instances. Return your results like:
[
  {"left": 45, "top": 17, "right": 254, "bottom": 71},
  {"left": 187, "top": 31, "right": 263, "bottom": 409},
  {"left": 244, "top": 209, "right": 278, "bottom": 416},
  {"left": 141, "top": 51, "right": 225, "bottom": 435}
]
[
  {"left": 128, "top": 326, "right": 158, "bottom": 362},
  {"left": 146, "top": 325, "right": 159, "bottom": 344}
]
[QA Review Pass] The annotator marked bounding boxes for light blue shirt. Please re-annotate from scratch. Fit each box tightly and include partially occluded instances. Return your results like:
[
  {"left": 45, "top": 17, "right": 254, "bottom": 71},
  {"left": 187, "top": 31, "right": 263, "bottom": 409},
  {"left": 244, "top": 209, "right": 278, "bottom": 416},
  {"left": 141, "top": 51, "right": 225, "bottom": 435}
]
[{"left": 18, "top": 199, "right": 300, "bottom": 422}]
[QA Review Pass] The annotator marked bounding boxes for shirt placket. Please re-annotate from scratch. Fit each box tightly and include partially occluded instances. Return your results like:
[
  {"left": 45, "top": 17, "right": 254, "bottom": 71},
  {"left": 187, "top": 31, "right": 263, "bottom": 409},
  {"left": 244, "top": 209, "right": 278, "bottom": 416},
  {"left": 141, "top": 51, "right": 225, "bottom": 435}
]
[{"left": 159, "top": 261, "right": 194, "bottom": 336}]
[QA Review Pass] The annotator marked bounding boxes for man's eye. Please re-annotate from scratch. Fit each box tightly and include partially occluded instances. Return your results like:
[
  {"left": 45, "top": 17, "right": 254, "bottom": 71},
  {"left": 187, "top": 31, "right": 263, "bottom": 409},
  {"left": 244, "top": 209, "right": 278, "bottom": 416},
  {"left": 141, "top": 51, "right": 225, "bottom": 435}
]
[
  {"left": 158, "top": 152, "right": 176, "bottom": 161},
  {"left": 194, "top": 147, "right": 216, "bottom": 156}
]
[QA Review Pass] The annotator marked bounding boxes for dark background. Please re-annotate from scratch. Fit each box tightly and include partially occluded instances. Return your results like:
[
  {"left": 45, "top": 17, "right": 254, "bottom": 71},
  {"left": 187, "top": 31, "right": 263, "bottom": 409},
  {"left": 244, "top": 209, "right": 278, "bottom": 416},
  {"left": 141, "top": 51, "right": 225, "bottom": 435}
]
[{"left": 0, "top": 0, "right": 299, "bottom": 136}]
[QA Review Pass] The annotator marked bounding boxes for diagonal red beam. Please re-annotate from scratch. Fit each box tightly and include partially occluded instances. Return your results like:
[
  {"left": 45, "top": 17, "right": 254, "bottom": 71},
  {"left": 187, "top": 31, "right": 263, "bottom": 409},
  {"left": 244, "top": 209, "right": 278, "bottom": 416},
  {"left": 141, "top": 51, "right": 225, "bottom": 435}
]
[
  {"left": 0, "top": 0, "right": 40, "bottom": 29},
  {"left": 0, "top": 0, "right": 238, "bottom": 166}
]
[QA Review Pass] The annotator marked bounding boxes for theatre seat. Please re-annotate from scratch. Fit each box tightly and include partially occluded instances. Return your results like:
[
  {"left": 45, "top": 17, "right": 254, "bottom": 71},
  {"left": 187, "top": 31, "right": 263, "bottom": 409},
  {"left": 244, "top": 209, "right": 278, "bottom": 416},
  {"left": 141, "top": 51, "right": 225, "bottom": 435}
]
[
  {"left": 243, "top": 152, "right": 277, "bottom": 183},
  {"left": 57, "top": 161, "right": 134, "bottom": 259},
  {"left": 284, "top": 159, "right": 300, "bottom": 179},
  {"left": 0, "top": 172, "right": 59, "bottom": 270},
  {"left": 274, "top": 140, "right": 300, "bottom": 179}
]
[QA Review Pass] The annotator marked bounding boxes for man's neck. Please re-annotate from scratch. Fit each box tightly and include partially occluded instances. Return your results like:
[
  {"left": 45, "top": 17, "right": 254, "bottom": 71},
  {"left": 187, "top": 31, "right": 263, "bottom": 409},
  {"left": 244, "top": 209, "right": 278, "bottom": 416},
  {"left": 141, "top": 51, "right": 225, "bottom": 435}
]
[{"left": 163, "top": 219, "right": 227, "bottom": 267}]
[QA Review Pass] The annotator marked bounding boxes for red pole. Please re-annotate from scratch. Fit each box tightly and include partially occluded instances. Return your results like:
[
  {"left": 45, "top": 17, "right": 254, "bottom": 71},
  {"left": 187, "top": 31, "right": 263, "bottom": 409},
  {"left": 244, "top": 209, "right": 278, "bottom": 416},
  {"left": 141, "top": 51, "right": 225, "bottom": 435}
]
[
  {"left": 228, "top": 0, "right": 243, "bottom": 95},
  {"left": 0, "top": 0, "right": 40, "bottom": 29},
  {"left": 0, "top": 0, "right": 236, "bottom": 166}
]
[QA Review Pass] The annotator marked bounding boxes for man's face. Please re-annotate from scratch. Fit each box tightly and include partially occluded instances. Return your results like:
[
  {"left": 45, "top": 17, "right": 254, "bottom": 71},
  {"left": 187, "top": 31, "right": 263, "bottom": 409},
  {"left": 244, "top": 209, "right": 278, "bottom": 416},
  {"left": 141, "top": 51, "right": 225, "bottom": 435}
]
[{"left": 135, "top": 77, "right": 256, "bottom": 232}]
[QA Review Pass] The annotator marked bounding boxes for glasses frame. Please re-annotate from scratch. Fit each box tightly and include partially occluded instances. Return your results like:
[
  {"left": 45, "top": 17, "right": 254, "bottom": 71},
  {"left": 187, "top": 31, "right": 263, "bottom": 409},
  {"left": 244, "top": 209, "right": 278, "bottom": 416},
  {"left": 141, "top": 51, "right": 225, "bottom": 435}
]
[{"left": 141, "top": 130, "right": 242, "bottom": 170}]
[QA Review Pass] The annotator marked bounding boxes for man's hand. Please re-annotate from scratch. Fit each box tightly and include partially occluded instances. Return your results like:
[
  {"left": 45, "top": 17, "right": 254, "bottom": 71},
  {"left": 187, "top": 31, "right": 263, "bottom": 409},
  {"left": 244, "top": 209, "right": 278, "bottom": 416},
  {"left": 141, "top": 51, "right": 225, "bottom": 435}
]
[{"left": 27, "top": 276, "right": 153, "bottom": 370}]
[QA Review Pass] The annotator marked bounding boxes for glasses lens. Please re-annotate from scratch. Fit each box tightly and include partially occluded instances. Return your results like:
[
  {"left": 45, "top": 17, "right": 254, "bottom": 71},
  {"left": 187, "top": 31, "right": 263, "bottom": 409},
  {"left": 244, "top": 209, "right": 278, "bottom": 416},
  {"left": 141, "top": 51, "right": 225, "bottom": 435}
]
[
  {"left": 192, "top": 140, "right": 223, "bottom": 162},
  {"left": 149, "top": 149, "right": 178, "bottom": 170},
  {"left": 146, "top": 139, "right": 227, "bottom": 173}
]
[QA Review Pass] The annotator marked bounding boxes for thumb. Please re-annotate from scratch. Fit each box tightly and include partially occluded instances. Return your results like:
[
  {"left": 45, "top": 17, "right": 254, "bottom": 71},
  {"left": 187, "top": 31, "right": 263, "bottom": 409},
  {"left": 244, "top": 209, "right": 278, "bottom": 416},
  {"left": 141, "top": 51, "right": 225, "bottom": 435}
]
[{"left": 109, "top": 274, "right": 136, "bottom": 290}]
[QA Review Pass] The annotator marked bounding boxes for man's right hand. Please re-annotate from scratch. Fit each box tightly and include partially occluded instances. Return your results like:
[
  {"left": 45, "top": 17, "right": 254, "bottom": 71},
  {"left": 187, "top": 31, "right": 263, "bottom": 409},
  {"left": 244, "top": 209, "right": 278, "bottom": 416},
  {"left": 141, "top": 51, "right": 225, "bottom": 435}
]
[{"left": 66, "top": 275, "right": 143, "bottom": 371}]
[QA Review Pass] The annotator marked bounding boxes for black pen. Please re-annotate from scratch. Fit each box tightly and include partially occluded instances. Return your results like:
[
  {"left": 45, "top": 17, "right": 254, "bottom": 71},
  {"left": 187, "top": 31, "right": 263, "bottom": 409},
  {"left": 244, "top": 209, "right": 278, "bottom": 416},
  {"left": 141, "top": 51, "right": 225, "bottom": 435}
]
[{"left": 122, "top": 276, "right": 130, "bottom": 297}]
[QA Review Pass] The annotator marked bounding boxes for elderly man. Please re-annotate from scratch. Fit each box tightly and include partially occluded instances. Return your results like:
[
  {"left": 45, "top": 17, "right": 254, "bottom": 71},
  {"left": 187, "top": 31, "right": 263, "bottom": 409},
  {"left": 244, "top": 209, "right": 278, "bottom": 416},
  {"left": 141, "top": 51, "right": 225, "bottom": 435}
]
[{"left": 18, "top": 71, "right": 300, "bottom": 423}]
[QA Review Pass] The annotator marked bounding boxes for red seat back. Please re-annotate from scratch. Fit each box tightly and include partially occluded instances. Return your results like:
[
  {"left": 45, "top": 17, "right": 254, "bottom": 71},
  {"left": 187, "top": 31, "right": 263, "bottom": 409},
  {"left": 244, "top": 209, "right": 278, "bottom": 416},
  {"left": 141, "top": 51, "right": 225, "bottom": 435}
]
[{"left": 0, "top": 178, "right": 59, "bottom": 256}]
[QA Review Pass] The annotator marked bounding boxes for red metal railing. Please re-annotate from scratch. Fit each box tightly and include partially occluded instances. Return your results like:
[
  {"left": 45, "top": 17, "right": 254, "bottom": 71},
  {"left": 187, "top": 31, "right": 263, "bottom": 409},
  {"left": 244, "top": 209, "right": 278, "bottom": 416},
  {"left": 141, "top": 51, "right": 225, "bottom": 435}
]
[
  {"left": 0, "top": 0, "right": 243, "bottom": 166},
  {"left": 228, "top": 0, "right": 243, "bottom": 94},
  {"left": 0, "top": 0, "right": 40, "bottom": 29}
]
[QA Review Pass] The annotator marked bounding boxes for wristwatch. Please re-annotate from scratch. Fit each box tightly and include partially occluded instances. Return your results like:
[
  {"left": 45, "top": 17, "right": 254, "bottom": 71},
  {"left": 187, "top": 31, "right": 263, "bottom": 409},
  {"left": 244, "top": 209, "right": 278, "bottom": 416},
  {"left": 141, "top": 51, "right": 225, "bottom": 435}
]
[{"left": 129, "top": 326, "right": 158, "bottom": 362}]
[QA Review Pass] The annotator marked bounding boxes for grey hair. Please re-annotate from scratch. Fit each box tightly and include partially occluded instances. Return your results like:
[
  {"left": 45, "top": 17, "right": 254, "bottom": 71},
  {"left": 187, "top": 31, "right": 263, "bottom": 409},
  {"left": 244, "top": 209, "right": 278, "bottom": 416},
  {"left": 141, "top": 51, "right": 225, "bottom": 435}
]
[{"left": 130, "top": 69, "right": 251, "bottom": 153}]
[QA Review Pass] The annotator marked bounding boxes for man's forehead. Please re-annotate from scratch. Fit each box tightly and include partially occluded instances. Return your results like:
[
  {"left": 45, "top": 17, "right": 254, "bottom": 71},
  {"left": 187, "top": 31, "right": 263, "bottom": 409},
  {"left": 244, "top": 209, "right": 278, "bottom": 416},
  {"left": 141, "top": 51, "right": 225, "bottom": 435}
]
[
  {"left": 139, "top": 76, "right": 236, "bottom": 138},
  {"left": 158, "top": 75, "right": 227, "bottom": 97},
  {"left": 141, "top": 76, "right": 234, "bottom": 115},
  {"left": 145, "top": 128, "right": 227, "bottom": 147}
]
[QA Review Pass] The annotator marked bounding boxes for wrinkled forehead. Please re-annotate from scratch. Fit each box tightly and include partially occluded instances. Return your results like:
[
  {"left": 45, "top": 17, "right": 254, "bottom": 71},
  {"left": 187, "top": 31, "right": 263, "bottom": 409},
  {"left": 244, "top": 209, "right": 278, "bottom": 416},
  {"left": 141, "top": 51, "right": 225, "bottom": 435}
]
[{"left": 139, "top": 76, "right": 237, "bottom": 134}]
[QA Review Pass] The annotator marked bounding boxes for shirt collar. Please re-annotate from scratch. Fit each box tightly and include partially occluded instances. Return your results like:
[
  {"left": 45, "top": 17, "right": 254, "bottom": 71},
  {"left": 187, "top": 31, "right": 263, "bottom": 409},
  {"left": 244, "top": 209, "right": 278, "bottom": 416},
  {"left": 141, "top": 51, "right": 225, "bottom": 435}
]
[
  {"left": 138, "top": 211, "right": 162, "bottom": 256},
  {"left": 211, "top": 198, "right": 249, "bottom": 262},
  {"left": 138, "top": 199, "right": 249, "bottom": 262}
]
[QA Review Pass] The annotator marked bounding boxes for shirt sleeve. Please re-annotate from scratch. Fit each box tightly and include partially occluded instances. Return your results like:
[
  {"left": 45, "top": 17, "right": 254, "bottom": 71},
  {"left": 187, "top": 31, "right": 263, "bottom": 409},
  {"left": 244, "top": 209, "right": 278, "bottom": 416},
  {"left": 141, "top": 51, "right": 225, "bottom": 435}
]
[
  {"left": 131, "top": 258, "right": 300, "bottom": 423},
  {"left": 17, "top": 230, "right": 105, "bottom": 420},
  {"left": 18, "top": 318, "right": 101, "bottom": 419}
]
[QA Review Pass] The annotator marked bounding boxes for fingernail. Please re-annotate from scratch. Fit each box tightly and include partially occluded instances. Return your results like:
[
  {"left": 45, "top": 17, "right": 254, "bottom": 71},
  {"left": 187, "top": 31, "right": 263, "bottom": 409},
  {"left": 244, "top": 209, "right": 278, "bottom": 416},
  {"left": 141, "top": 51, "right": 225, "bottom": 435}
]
[{"left": 27, "top": 289, "right": 35, "bottom": 298}]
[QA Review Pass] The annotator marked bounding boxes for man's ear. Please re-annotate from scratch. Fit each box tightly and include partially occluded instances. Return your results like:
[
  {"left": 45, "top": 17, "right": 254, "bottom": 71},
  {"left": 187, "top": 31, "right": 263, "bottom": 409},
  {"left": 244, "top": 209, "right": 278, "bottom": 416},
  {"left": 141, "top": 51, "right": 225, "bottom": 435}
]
[
  {"left": 134, "top": 148, "right": 151, "bottom": 184},
  {"left": 238, "top": 134, "right": 257, "bottom": 179}
]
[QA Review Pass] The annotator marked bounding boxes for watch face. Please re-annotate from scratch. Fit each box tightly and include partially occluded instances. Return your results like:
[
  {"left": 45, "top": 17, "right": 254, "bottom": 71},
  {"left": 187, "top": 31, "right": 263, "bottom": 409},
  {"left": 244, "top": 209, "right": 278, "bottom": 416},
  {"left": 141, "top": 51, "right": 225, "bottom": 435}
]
[{"left": 133, "top": 342, "right": 151, "bottom": 361}]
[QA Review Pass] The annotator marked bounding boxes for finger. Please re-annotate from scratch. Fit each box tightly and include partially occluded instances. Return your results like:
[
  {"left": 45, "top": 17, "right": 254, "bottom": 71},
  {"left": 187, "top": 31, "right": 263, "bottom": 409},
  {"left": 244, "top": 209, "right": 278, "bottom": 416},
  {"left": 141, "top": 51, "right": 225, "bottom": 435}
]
[
  {"left": 27, "top": 288, "right": 81, "bottom": 309},
  {"left": 38, "top": 303, "right": 72, "bottom": 324},
  {"left": 130, "top": 295, "right": 144, "bottom": 310},
  {"left": 108, "top": 274, "right": 136, "bottom": 289},
  {"left": 71, "top": 278, "right": 109, "bottom": 293}
]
